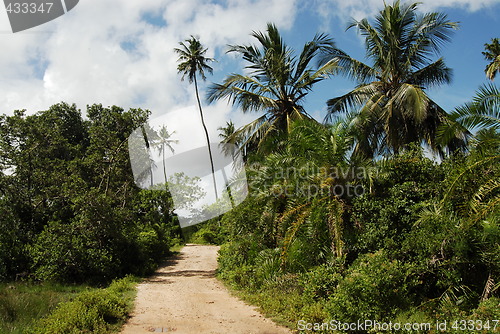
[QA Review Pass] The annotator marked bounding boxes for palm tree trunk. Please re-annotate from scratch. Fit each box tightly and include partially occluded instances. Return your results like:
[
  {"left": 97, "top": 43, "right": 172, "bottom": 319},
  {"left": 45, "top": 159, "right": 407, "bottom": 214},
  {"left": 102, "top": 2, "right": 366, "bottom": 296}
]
[
  {"left": 162, "top": 144, "right": 168, "bottom": 188},
  {"left": 194, "top": 75, "right": 218, "bottom": 199},
  {"left": 220, "top": 167, "right": 235, "bottom": 207},
  {"left": 150, "top": 160, "right": 154, "bottom": 187}
]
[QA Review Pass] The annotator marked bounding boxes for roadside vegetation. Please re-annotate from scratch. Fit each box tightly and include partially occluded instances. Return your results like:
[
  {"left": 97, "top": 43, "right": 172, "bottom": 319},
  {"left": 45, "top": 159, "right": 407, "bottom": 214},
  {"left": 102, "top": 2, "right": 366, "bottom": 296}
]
[
  {"left": 206, "top": 1, "right": 499, "bottom": 332},
  {"left": 0, "top": 282, "right": 88, "bottom": 333},
  {"left": 0, "top": 276, "right": 138, "bottom": 334}
]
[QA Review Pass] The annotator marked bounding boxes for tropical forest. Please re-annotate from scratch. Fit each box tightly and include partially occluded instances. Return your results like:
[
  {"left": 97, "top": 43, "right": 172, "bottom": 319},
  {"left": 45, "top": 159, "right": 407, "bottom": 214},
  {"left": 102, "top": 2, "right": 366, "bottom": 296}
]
[{"left": 0, "top": 1, "right": 499, "bottom": 333}]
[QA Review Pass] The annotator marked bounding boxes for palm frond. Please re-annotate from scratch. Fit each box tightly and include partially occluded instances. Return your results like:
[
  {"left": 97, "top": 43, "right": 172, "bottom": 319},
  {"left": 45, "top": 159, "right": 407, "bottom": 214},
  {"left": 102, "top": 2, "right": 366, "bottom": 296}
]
[
  {"left": 470, "top": 177, "right": 500, "bottom": 219},
  {"left": 293, "top": 58, "right": 339, "bottom": 95},
  {"left": 390, "top": 83, "right": 429, "bottom": 122},
  {"left": 325, "top": 83, "right": 378, "bottom": 119},
  {"left": 453, "top": 83, "right": 500, "bottom": 131},
  {"left": 295, "top": 32, "right": 337, "bottom": 80},
  {"left": 410, "top": 58, "right": 452, "bottom": 87},
  {"left": 207, "top": 74, "right": 278, "bottom": 113}
]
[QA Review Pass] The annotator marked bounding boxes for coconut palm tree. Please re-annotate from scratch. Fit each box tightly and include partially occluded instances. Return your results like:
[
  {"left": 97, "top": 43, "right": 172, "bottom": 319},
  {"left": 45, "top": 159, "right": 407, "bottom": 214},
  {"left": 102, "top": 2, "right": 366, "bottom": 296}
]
[
  {"left": 207, "top": 23, "right": 339, "bottom": 153},
  {"left": 249, "top": 118, "right": 366, "bottom": 263},
  {"left": 483, "top": 38, "right": 500, "bottom": 81},
  {"left": 217, "top": 120, "right": 239, "bottom": 157},
  {"left": 218, "top": 120, "right": 235, "bottom": 140},
  {"left": 175, "top": 36, "right": 218, "bottom": 199},
  {"left": 325, "top": 1, "right": 466, "bottom": 158}
]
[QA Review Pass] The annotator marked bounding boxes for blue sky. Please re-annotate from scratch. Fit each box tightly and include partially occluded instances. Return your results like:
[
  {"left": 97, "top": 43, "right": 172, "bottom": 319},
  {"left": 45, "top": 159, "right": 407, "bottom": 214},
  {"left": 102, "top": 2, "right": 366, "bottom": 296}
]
[
  {"left": 207, "top": 1, "right": 500, "bottom": 121},
  {"left": 0, "top": 0, "right": 499, "bottom": 152}
]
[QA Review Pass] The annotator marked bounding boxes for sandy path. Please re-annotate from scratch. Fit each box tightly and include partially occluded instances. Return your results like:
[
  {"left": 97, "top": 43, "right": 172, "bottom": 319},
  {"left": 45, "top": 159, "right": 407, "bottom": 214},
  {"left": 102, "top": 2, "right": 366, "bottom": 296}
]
[{"left": 120, "top": 244, "right": 291, "bottom": 334}]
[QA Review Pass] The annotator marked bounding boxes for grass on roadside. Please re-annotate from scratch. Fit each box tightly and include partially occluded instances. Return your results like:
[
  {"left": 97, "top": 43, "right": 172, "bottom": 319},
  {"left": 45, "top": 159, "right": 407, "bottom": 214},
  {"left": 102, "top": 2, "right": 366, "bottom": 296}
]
[
  {"left": 27, "top": 275, "right": 140, "bottom": 334},
  {"left": 0, "top": 243, "right": 184, "bottom": 334},
  {"left": 0, "top": 282, "right": 89, "bottom": 334}
]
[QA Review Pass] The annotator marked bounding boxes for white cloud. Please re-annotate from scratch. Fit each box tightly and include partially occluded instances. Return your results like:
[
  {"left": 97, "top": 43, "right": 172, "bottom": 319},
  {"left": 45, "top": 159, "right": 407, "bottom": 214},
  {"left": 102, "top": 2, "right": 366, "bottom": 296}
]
[
  {"left": 0, "top": 0, "right": 297, "bottom": 152},
  {"left": 418, "top": 0, "right": 500, "bottom": 12},
  {"left": 312, "top": 0, "right": 500, "bottom": 24},
  {"left": 2, "top": 0, "right": 493, "bottom": 145}
]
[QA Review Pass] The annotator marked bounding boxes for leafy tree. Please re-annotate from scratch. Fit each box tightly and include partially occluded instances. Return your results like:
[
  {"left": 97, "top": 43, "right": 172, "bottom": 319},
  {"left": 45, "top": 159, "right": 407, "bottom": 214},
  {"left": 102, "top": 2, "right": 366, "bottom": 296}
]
[
  {"left": 483, "top": 38, "right": 500, "bottom": 81},
  {"left": 325, "top": 0, "right": 465, "bottom": 157},
  {"left": 174, "top": 36, "right": 218, "bottom": 199},
  {"left": 0, "top": 103, "right": 179, "bottom": 282},
  {"left": 208, "top": 23, "right": 339, "bottom": 152}
]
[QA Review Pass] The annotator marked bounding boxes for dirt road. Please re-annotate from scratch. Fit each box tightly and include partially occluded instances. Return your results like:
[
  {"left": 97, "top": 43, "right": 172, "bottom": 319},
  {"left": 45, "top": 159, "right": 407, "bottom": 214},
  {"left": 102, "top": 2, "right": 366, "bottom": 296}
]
[{"left": 120, "top": 244, "right": 292, "bottom": 334}]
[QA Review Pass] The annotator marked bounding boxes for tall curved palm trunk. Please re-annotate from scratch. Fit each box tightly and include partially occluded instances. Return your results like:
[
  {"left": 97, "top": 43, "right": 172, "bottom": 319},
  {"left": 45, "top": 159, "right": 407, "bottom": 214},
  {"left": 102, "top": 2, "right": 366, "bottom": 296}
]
[
  {"left": 194, "top": 74, "right": 218, "bottom": 199},
  {"left": 175, "top": 36, "right": 218, "bottom": 199}
]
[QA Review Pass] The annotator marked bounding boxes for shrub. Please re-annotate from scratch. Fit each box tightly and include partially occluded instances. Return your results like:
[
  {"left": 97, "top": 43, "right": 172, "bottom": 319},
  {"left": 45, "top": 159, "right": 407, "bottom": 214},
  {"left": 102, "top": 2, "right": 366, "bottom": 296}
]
[
  {"left": 471, "top": 297, "right": 500, "bottom": 319},
  {"left": 217, "top": 237, "right": 267, "bottom": 289},
  {"left": 254, "top": 248, "right": 281, "bottom": 285},
  {"left": 28, "top": 221, "right": 119, "bottom": 283},
  {"left": 189, "top": 223, "right": 227, "bottom": 245},
  {"left": 134, "top": 229, "right": 170, "bottom": 275},
  {"left": 326, "top": 251, "right": 418, "bottom": 323},
  {"left": 300, "top": 262, "right": 344, "bottom": 303},
  {"left": 28, "top": 276, "right": 137, "bottom": 334},
  {"left": 218, "top": 237, "right": 265, "bottom": 272}
]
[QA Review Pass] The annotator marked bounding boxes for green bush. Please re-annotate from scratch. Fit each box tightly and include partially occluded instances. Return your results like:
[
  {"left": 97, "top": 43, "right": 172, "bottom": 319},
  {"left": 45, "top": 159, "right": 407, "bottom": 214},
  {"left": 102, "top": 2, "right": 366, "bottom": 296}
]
[
  {"left": 218, "top": 237, "right": 265, "bottom": 272},
  {"left": 28, "top": 276, "right": 137, "bottom": 334},
  {"left": 471, "top": 297, "right": 500, "bottom": 320},
  {"left": 300, "top": 262, "right": 344, "bottom": 303},
  {"left": 254, "top": 248, "right": 281, "bottom": 285},
  {"left": 28, "top": 221, "right": 119, "bottom": 283},
  {"left": 217, "top": 238, "right": 267, "bottom": 289},
  {"left": 326, "top": 251, "right": 418, "bottom": 323},
  {"left": 189, "top": 223, "right": 227, "bottom": 245},
  {"left": 219, "top": 196, "right": 277, "bottom": 248},
  {"left": 134, "top": 228, "right": 170, "bottom": 275}
]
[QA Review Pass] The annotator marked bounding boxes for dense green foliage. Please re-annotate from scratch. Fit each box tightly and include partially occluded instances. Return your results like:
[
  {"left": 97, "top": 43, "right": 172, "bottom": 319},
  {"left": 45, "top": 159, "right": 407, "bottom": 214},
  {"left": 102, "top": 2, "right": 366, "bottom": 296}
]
[
  {"left": 216, "top": 137, "right": 499, "bottom": 331},
  {"left": 0, "top": 1, "right": 498, "bottom": 332},
  {"left": 0, "top": 103, "right": 180, "bottom": 283},
  {"left": 211, "top": 3, "right": 500, "bottom": 332}
]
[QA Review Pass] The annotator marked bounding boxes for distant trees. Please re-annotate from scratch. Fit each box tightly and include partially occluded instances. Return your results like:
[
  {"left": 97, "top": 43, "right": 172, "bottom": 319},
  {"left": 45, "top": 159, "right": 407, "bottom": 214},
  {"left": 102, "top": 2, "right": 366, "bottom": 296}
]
[{"left": 152, "top": 126, "right": 178, "bottom": 185}]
